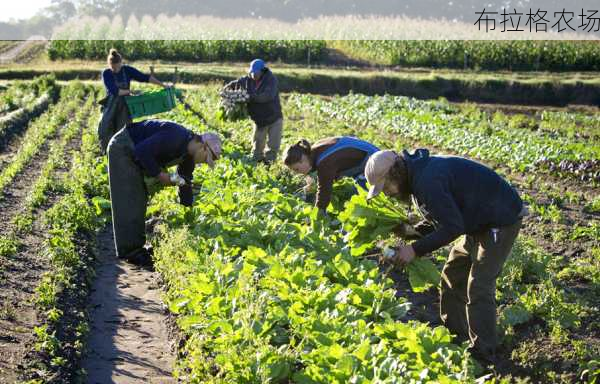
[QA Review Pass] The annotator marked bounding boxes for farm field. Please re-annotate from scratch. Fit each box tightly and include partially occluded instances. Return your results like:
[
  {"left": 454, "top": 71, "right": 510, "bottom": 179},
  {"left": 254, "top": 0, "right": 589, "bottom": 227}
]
[
  {"left": 0, "top": 53, "right": 598, "bottom": 384},
  {"left": 6, "top": 37, "right": 600, "bottom": 107},
  {"left": 0, "top": 79, "right": 107, "bottom": 383},
  {"left": 144, "top": 85, "right": 600, "bottom": 383},
  {"left": 331, "top": 40, "right": 600, "bottom": 71},
  {"left": 4, "top": 60, "right": 600, "bottom": 107},
  {"left": 47, "top": 16, "right": 600, "bottom": 71},
  {"left": 47, "top": 38, "right": 600, "bottom": 72}
]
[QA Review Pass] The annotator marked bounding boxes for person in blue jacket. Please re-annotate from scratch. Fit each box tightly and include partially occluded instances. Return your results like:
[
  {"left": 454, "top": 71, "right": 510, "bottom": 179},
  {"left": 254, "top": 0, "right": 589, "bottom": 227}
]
[
  {"left": 98, "top": 49, "right": 169, "bottom": 152},
  {"left": 223, "top": 59, "right": 283, "bottom": 163},
  {"left": 107, "top": 119, "right": 221, "bottom": 266},
  {"left": 365, "top": 149, "right": 528, "bottom": 366},
  {"left": 283, "top": 136, "right": 379, "bottom": 213}
]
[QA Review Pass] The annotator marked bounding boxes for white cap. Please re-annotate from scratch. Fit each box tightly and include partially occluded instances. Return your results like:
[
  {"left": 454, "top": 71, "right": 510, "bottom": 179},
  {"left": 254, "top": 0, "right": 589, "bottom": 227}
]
[
  {"left": 365, "top": 150, "right": 399, "bottom": 199},
  {"left": 201, "top": 132, "right": 222, "bottom": 168}
]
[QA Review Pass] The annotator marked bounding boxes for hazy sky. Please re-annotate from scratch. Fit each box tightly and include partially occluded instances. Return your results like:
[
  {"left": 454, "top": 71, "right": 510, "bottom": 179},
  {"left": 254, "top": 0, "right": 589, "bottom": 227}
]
[{"left": 0, "top": 0, "right": 52, "bottom": 22}]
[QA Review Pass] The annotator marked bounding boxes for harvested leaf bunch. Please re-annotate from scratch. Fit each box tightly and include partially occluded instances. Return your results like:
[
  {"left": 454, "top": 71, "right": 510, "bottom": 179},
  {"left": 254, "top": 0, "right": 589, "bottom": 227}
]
[{"left": 217, "top": 87, "right": 250, "bottom": 122}]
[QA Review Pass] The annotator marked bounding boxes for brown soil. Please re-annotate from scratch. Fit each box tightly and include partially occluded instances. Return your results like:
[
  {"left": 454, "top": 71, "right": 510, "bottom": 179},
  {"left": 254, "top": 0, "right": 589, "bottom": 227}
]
[
  {"left": 0, "top": 226, "right": 51, "bottom": 383},
  {"left": 13, "top": 42, "right": 47, "bottom": 64},
  {"left": 0, "top": 40, "right": 46, "bottom": 65},
  {"left": 81, "top": 226, "right": 176, "bottom": 384}
]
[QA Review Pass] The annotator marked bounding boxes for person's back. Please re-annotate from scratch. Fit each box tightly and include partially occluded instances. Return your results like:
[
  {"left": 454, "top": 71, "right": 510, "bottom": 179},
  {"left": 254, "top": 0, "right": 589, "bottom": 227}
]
[
  {"left": 244, "top": 69, "right": 282, "bottom": 127},
  {"left": 127, "top": 119, "right": 188, "bottom": 144},
  {"left": 412, "top": 153, "right": 523, "bottom": 233}
]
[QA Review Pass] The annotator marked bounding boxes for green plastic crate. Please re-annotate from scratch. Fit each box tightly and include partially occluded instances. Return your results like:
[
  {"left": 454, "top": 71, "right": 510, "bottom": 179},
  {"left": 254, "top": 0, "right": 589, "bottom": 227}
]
[{"left": 125, "top": 87, "right": 180, "bottom": 119}]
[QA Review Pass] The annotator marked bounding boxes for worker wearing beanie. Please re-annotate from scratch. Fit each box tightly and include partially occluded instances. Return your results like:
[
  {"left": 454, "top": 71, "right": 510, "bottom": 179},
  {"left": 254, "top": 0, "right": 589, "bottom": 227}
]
[{"left": 223, "top": 59, "right": 283, "bottom": 163}]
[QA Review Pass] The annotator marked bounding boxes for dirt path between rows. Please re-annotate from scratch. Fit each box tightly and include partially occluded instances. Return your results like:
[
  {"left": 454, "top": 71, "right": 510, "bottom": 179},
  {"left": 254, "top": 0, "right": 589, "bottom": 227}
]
[
  {"left": 0, "top": 38, "right": 46, "bottom": 64},
  {"left": 82, "top": 226, "right": 175, "bottom": 384}
]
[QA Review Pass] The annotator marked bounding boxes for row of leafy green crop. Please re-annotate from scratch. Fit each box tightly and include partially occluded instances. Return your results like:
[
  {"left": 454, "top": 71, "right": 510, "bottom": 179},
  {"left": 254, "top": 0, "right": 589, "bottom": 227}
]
[
  {"left": 334, "top": 40, "right": 600, "bottom": 71},
  {"left": 27, "top": 84, "right": 109, "bottom": 382},
  {"left": 45, "top": 39, "right": 600, "bottom": 71},
  {"left": 0, "top": 77, "right": 66, "bottom": 260},
  {"left": 285, "top": 93, "right": 600, "bottom": 183},
  {"left": 0, "top": 76, "right": 56, "bottom": 116},
  {"left": 0, "top": 41, "right": 19, "bottom": 55},
  {"left": 0, "top": 82, "right": 83, "bottom": 205},
  {"left": 462, "top": 106, "right": 600, "bottom": 141},
  {"left": 47, "top": 40, "right": 327, "bottom": 64},
  {"left": 276, "top": 88, "right": 600, "bottom": 382},
  {"left": 137, "top": 97, "right": 480, "bottom": 383},
  {"left": 0, "top": 76, "right": 58, "bottom": 146},
  {"left": 3, "top": 86, "right": 95, "bottom": 259},
  {"left": 156, "top": 85, "right": 598, "bottom": 382}
]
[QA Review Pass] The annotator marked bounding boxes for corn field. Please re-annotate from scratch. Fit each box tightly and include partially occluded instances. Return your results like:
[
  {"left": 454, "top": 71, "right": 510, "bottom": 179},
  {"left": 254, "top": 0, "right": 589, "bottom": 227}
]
[{"left": 335, "top": 40, "right": 600, "bottom": 71}]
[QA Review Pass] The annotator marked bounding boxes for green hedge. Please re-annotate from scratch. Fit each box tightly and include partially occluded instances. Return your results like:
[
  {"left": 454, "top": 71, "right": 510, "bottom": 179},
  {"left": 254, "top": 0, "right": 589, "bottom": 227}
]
[{"left": 48, "top": 40, "right": 327, "bottom": 63}]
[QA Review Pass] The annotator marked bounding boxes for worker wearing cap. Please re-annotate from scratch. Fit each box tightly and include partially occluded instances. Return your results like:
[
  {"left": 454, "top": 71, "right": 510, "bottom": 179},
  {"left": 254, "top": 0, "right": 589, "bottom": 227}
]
[
  {"left": 364, "top": 148, "right": 527, "bottom": 365},
  {"left": 107, "top": 119, "right": 222, "bottom": 265},
  {"left": 223, "top": 59, "right": 283, "bottom": 163}
]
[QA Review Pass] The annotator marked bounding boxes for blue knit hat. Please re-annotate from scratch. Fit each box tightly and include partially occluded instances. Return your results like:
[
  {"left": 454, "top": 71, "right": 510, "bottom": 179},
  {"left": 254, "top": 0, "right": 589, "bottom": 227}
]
[{"left": 249, "top": 59, "right": 266, "bottom": 76}]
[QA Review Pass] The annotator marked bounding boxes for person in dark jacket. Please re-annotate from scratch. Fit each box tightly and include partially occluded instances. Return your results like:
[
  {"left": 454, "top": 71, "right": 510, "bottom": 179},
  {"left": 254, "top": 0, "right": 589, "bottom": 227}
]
[
  {"left": 98, "top": 49, "right": 169, "bottom": 153},
  {"left": 107, "top": 119, "right": 221, "bottom": 265},
  {"left": 283, "top": 137, "right": 379, "bottom": 213},
  {"left": 223, "top": 59, "right": 283, "bottom": 163},
  {"left": 365, "top": 149, "right": 527, "bottom": 365}
]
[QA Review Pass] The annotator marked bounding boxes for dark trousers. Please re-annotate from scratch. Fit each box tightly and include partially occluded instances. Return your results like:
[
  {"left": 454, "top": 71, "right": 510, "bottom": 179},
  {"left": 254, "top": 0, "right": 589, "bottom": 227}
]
[
  {"left": 440, "top": 219, "right": 522, "bottom": 359},
  {"left": 107, "top": 128, "right": 147, "bottom": 259}
]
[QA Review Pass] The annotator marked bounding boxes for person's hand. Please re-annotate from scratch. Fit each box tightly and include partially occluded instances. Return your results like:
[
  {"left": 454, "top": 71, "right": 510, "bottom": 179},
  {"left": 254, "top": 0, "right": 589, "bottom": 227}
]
[
  {"left": 392, "top": 245, "right": 416, "bottom": 266},
  {"left": 163, "top": 82, "right": 174, "bottom": 88},
  {"left": 157, "top": 172, "right": 173, "bottom": 186}
]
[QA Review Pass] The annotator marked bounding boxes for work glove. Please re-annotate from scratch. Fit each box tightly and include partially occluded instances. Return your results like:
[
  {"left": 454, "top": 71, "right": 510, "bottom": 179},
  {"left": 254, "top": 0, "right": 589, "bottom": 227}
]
[
  {"left": 170, "top": 173, "right": 187, "bottom": 187},
  {"left": 303, "top": 176, "right": 317, "bottom": 195},
  {"left": 393, "top": 220, "right": 434, "bottom": 240},
  {"left": 393, "top": 223, "right": 421, "bottom": 239},
  {"left": 414, "top": 221, "right": 435, "bottom": 236},
  {"left": 407, "top": 212, "right": 421, "bottom": 225}
]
